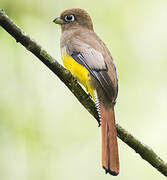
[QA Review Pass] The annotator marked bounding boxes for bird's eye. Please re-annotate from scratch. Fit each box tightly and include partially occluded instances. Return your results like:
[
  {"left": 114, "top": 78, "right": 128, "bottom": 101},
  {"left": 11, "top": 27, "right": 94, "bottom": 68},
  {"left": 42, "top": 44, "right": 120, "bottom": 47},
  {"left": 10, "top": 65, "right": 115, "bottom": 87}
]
[{"left": 64, "top": 14, "right": 75, "bottom": 22}]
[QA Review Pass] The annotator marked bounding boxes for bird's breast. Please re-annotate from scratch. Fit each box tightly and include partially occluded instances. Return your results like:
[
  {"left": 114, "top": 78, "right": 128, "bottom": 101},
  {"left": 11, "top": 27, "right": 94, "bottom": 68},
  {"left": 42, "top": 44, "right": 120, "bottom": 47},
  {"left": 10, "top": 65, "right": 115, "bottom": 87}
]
[{"left": 61, "top": 48, "right": 94, "bottom": 98}]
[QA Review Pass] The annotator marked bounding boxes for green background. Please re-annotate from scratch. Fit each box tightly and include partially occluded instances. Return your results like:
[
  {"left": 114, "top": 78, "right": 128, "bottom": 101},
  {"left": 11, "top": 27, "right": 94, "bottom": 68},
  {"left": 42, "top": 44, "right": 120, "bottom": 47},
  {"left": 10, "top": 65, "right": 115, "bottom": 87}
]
[{"left": 0, "top": 0, "right": 167, "bottom": 179}]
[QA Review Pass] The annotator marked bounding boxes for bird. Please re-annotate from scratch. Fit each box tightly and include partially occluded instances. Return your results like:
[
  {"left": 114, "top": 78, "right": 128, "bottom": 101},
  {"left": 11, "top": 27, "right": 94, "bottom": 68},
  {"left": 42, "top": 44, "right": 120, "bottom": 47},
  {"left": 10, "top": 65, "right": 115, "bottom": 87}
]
[{"left": 53, "top": 8, "right": 119, "bottom": 176}]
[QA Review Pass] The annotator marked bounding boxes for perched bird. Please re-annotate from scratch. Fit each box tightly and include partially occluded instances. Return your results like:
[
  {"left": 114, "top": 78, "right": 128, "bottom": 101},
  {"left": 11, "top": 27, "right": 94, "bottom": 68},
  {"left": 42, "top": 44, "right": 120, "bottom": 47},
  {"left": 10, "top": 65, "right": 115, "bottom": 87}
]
[{"left": 53, "top": 8, "right": 119, "bottom": 176}]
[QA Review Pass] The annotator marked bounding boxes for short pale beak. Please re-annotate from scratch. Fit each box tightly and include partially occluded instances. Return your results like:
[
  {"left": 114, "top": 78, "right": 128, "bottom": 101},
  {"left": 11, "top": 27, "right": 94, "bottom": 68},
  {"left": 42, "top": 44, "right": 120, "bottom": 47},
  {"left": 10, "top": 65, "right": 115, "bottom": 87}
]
[{"left": 53, "top": 17, "right": 64, "bottom": 25}]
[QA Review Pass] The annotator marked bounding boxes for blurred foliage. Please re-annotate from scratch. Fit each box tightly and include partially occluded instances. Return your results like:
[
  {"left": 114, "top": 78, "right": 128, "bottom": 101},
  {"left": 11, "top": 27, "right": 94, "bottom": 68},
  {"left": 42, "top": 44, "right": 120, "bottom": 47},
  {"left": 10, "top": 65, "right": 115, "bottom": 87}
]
[{"left": 0, "top": 0, "right": 167, "bottom": 179}]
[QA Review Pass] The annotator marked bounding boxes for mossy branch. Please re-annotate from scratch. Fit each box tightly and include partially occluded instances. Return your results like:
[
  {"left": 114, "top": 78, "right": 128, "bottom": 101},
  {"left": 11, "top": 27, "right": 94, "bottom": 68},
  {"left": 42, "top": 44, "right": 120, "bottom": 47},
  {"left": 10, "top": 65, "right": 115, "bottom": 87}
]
[{"left": 0, "top": 9, "right": 167, "bottom": 177}]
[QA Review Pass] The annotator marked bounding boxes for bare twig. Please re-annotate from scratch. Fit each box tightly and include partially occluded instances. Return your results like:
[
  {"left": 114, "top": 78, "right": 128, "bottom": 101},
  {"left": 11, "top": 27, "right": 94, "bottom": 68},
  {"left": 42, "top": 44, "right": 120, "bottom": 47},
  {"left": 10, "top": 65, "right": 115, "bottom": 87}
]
[{"left": 0, "top": 9, "right": 167, "bottom": 177}]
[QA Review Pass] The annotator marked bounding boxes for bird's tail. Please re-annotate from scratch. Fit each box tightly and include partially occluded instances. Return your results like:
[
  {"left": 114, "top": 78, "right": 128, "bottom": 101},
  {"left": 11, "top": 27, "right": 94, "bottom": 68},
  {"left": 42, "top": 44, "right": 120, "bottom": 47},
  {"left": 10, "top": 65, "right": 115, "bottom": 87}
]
[{"left": 100, "top": 102, "right": 119, "bottom": 176}]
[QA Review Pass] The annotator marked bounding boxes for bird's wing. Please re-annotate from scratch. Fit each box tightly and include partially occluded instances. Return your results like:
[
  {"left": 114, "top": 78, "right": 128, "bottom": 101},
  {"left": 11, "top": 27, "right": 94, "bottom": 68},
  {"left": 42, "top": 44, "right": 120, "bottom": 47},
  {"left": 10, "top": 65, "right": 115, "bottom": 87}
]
[{"left": 65, "top": 40, "right": 116, "bottom": 102}]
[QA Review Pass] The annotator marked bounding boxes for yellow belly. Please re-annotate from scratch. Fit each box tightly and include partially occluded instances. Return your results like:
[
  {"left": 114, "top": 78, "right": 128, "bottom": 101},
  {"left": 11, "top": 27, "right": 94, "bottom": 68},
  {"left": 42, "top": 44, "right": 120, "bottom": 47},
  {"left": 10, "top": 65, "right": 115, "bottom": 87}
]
[{"left": 62, "top": 52, "right": 94, "bottom": 99}]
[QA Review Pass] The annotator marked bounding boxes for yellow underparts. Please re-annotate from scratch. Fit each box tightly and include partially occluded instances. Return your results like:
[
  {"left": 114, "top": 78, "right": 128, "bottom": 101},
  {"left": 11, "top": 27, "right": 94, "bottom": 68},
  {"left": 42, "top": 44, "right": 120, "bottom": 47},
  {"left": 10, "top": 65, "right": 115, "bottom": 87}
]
[{"left": 62, "top": 52, "right": 94, "bottom": 99}]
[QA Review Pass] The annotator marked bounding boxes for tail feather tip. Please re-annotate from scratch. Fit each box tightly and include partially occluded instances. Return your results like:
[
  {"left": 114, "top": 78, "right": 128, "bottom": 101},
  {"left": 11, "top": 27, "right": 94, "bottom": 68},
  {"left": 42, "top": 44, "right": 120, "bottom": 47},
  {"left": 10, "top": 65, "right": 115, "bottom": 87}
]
[{"left": 103, "top": 166, "right": 119, "bottom": 176}]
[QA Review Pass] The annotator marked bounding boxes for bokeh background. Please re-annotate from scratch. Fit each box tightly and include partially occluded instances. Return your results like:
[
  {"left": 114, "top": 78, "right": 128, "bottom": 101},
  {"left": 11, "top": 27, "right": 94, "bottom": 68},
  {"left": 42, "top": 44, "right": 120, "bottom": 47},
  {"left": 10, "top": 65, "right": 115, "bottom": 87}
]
[{"left": 0, "top": 0, "right": 167, "bottom": 179}]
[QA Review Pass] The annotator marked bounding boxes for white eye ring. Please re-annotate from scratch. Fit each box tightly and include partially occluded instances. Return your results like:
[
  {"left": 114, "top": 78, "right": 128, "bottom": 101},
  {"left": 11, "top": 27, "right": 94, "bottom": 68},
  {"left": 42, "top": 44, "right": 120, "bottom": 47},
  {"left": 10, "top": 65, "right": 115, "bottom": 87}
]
[{"left": 64, "top": 14, "right": 75, "bottom": 22}]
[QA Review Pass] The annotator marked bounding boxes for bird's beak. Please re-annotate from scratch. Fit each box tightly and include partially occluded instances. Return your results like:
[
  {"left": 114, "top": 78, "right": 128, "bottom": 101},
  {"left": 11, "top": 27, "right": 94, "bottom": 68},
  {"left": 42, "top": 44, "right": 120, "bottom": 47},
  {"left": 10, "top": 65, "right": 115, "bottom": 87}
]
[{"left": 53, "top": 17, "right": 64, "bottom": 25}]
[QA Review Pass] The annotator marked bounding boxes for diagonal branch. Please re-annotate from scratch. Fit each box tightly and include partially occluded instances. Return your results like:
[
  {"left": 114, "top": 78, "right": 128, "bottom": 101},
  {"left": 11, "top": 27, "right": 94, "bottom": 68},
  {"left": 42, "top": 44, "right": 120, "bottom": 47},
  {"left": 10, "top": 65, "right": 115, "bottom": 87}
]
[{"left": 0, "top": 9, "right": 167, "bottom": 177}]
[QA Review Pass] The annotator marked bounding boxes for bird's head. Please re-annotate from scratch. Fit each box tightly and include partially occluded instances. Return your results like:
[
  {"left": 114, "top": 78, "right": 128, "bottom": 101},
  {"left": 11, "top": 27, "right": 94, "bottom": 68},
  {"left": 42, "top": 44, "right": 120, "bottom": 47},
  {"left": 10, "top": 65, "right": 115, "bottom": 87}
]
[{"left": 53, "top": 8, "right": 94, "bottom": 32}]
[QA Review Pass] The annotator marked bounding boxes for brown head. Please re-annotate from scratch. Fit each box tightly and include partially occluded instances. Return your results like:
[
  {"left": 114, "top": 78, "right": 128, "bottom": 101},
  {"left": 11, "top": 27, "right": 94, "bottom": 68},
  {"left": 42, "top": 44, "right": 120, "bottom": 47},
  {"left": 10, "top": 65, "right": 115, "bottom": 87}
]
[{"left": 53, "top": 8, "right": 94, "bottom": 32}]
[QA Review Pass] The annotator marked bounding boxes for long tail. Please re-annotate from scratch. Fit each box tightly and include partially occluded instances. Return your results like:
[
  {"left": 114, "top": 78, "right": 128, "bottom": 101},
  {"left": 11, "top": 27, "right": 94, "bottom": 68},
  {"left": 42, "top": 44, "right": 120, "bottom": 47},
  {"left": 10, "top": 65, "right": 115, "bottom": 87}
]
[{"left": 100, "top": 102, "right": 119, "bottom": 176}]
